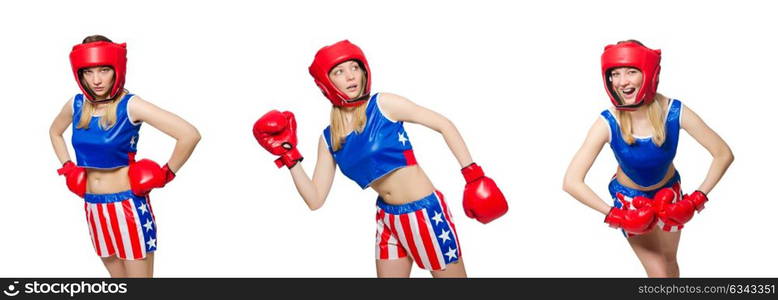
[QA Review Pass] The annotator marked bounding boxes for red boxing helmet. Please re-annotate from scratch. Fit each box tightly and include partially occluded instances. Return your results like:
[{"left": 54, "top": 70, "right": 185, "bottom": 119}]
[
  {"left": 308, "top": 40, "right": 372, "bottom": 107},
  {"left": 69, "top": 41, "right": 127, "bottom": 101},
  {"left": 601, "top": 41, "right": 661, "bottom": 111}
]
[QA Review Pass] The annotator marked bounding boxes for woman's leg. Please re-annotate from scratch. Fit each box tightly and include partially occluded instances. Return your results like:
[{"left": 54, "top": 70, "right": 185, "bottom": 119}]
[
  {"left": 123, "top": 252, "right": 155, "bottom": 278},
  {"left": 627, "top": 228, "right": 682, "bottom": 277},
  {"left": 100, "top": 256, "right": 126, "bottom": 278},
  {"left": 376, "top": 256, "right": 413, "bottom": 278},
  {"left": 657, "top": 230, "right": 682, "bottom": 277},
  {"left": 431, "top": 259, "right": 466, "bottom": 278}
]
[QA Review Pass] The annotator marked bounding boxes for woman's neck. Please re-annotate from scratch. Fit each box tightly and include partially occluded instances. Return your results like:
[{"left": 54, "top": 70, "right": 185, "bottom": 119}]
[
  {"left": 626, "top": 103, "right": 650, "bottom": 120},
  {"left": 340, "top": 105, "right": 358, "bottom": 113},
  {"left": 90, "top": 90, "right": 125, "bottom": 103}
]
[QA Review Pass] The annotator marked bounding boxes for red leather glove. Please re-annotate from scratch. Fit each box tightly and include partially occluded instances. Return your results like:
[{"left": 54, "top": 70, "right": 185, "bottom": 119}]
[
  {"left": 57, "top": 160, "right": 86, "bottom": 198},
  {"left": 605, "top": 195, "right": 657, "bottom": 235},
  {"left": 461, "top": 163, "right": 508, "bottom": 224},
  {"left": 253, "top": 110, "right": 303, "bottom": 168},
  {"left": 684, "top": 190, "right": 708, "bottom": 212},
  {"left": 653, "top": 188, "right": 707, "bottom": 227},
  {"left": 128, "top": 159, "right": 175, "bottom": 196}
]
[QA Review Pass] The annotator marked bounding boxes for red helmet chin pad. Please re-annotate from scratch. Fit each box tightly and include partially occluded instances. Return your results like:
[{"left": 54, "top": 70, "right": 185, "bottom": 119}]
[
  {"left": 601, "top": 42, "right": 661, "bottom": 111},
  {"left": 70, "top": 41, "right": 127, "bottom": 101},
  {"left": 308, "top": 40, "right": 371, "bottom": 107}
]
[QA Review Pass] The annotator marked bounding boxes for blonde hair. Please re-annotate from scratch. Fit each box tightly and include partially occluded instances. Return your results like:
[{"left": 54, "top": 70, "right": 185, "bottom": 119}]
[
  {"left": 328, "top": 67, "right": 370, "bottom": 151},
  {"left": 330, "top": 103, "right": 368, "bottom": 151},
  {"left": 76, "top": 94, "right": 122, "bottom": 130},
  {"left": 616, "top": 93, "right": 668, "bottom": 146}
]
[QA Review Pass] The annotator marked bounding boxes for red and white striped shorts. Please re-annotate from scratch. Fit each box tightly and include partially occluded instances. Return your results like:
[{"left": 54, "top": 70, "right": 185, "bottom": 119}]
[
  {"left": 375, "top": 191, "right": 461, "bottom": 271},
  {"left": 83, "top": 191, "right": 157, "bottom": 260}
]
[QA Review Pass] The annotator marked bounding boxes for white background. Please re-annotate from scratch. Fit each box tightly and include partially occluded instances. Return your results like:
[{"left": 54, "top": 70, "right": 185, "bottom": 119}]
[{"left": 0, "top": 0, "right": 775, "bottom": 277}]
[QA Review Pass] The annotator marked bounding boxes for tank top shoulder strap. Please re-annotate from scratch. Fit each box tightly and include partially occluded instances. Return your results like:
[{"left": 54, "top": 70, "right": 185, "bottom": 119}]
[
  {"left": 666, "top": 99, "right": 682, "bottom": 125},
  {"left": 322, "top": 126, "right": 334, "bottom": 153},
  {"left": 116, "top": 93, "right": 135, "bottom": 122},
  {"left": 364, "top": 93, "right": 379, "bottom": 119},
  {"left": 665, "top": 99, "right": 683, "bottom": 139},
  {"left": 72, "top": 94, "right": 85, "bottom": 120},
  {"left": 600, "top": 109, "right": 620, "bottom": 143}
]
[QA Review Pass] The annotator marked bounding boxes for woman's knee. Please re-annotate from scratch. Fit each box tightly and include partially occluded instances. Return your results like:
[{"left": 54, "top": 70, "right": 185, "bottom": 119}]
[
  {"left": 663, "top": 252, "right": 678, "bottom": 265},
  {"left": 644, "top": 258, "right": 677, "bottom": 277}
]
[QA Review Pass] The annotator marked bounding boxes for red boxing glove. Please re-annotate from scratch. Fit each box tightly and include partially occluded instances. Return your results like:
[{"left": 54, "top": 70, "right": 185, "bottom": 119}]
[
  {"left": 605, "top": 196, "right": 657, "bottom": 235},
  {"left": 461, "top": 163, "right": 508, "bottom": 224},
  {"left": 128, "top": 159, "right": 175, "bottom": 196},
  {"left": 252, "top": 110, "right": 303, "bottom": 168},
  {"left": 684, "top": 190, "right": 708, "bottom": 212},
  {"left": 652, "top": 188, "right": 694, "bottom": 226},
  {"left": 653, "top": 188, "right": 706, "bottom": 226},
  {"left": 57, "top": 161, "right": 86, "bottom": 198}
]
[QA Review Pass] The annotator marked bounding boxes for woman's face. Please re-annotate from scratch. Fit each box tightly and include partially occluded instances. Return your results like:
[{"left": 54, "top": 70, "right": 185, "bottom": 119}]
[
  {"left": 328, "top": 60, "right": 365, "bottom": 99},
  {"left": 609, "top": 67, "right": 644, "bottom": 105},
  {"left": 81, "top": 66, "right": 115, "bottom": 99}
]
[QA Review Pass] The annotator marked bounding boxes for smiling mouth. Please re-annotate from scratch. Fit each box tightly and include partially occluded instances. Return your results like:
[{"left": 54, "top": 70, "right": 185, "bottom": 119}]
[{"left": 621, "top": 87, "right": 636, "bottom": 98}]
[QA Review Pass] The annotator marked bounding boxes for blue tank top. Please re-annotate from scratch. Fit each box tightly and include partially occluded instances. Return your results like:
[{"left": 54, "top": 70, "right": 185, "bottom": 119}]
[
  {"left": 601, "top": 99, "right": 682, "bottom": 187},
  {"left": 72, "top": 93, "right": 141, "bottom": 169},
  {"left": 323, "top": 93, "right": 417, "bottom": 189}
]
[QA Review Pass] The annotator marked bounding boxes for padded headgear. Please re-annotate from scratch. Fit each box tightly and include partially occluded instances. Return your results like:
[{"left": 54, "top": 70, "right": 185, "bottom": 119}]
[
  {"left": 70, "top": 41, "right": 127, "bottom": 101},
  {"left": 309, "top": 40, "right": 371, "bottom": 107},
  {"left": 601, "top": 41, "right": 661, "bottom": 110}
]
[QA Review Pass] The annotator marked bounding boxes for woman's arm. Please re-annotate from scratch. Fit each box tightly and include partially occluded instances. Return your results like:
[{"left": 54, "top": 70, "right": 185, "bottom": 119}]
[
  {"left": 378, "top": 93, "right": 509, "bottom": 223},
  {"left": 680, "top": 104, "right": 734, "bottom": 194},
  {"left": 562, "top": 117, "right": 612, "bottom": 215},
  {"left": 128, "top": 96, "right": 201, "bottom": 173},
  {"left": 49, "top": 98, "right": 75, "bottom": 164},
  {"left": 377, "top": 93, "right": 473, "bottom": 168},
  {"left": 288, "top": 136, "right": 337, "bottom": 211}
]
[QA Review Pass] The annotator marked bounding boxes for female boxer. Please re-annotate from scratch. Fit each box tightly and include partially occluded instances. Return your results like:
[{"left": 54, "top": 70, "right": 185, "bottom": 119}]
[
  {"left": 563, "top": 40, "right": 733, "bottom": 277},
  {"left": 49, "top": 35, "right": 200, "bottom": 277},
  {"left": 253, "top": 40, "right": 508, "bottom": 277}
]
